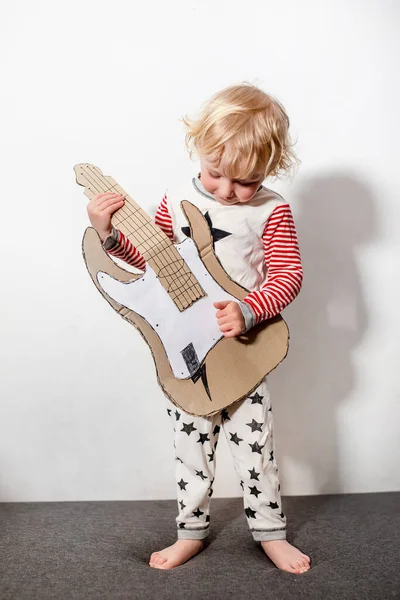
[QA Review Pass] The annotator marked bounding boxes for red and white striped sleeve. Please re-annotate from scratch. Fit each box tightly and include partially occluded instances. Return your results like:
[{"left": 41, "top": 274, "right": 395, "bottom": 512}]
[
  {"left": 103, "top": 228, "right": 147, "bottom": 270},
  {"left": 154, "top": 192, "right": 174, "bottom": 240},
  {"left": 243, "top": 204, "right": 303, "bottom": 323},
  {"left": 103, "top": 193, "right": 174, "bottom": 269}
]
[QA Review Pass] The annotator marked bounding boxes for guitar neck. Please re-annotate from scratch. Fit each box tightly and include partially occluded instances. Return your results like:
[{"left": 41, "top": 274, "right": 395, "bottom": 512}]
[
  {"left": 111, "top": 194, "right": 171, "bottom": 261},
  {"left": 75, "top": 163, "right": 205, "bottom": 311}
]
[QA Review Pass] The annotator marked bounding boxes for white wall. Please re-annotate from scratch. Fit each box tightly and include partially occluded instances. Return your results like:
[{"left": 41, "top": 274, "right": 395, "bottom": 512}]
[{"left": 0, "top": 0, "right": 399, "bottom": 501}]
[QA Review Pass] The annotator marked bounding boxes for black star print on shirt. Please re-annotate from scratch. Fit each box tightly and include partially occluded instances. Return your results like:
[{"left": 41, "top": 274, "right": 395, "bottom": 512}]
[
  {"left": 268, "top": 502, "right": 279, "bottom": 509},
  {"left": 192, "top": 508, "right": 204, "bottom": 518},
  {"left": 213, "top": 425, "right": 220, "bottom": 436},
  {"left": 195, "top": 470, "right": 207, "bottom": 481},
  {"left": 207, "top": 450, "right": 215, "bottom": 462},
  {"left": 229, "top": 432, "right": 243, "bottom": 446},
  {"left": 249, "top": 441, "right": 265, "bottom": 454},
  {"left": 245, "top": 507, "right": 257, "bottom": 519},
  {"left": 178, "top": 478, "right": 188, "bottom": 490},
  {"left": 249, "top": 485, "right": 262, "bottom": 498},
  {"left": 249, "top": 392, "right": 263, "bottom": 404},
  {"left": 182, "top": 211, "right": 232, "bottom": 248},
  {"left": 198, "top": 433, "right": 210, "bottom": 445},
  {"left": 269, "top": 451, "right": 274, "bottom": 461},
  {"left": 240, "top": 480, "right": 244, "bottom": 490},
  {"left": 248, "top": 467, "right": 260, "bottom": 481},
  {"left": 166, "top": 408, "right": 172, "bottom": 416},
  {"left": 179, "top": 500, "right": 186, "bottom": 510},
  {"left": 175, "top": 410, "right": 181, "bottom": 420},
  {"left": 246, "top": 419, "right": 263, "bottom": 433},
  {"left": 181, "top": 422, "right": 197, "bottom": 436},
  {"left": 179, "top": 523, "right": 186, "bottom": 529}
]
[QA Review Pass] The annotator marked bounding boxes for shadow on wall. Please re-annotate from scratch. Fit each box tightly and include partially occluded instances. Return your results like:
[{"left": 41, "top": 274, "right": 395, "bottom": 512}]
[{"left": 269, "top": 172, "right": 378, "bottom": 495}]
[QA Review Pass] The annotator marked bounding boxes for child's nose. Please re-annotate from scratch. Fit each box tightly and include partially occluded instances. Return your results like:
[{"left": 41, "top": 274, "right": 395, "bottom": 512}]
[{"left": 220, "top": 180, "right": 234, "bottom": 198}]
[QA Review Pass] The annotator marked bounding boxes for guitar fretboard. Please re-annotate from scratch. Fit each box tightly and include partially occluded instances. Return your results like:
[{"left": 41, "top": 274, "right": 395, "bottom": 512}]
[{"left": 75, "top": 164, "right": 205, "bottom": 311}]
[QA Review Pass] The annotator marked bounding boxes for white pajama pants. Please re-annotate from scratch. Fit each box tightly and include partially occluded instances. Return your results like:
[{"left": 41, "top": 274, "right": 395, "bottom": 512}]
[{"left": 166, "top": 379, "right": 286, "bottom": 542}]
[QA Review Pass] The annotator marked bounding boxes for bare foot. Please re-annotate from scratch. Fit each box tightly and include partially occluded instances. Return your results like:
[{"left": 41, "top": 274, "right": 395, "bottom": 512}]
[
  {"left": 261, "top": 540, "right": 311, "bottom": 574},
  {"left": 149, "top": 539, "right": 204, "bottom": 570}
]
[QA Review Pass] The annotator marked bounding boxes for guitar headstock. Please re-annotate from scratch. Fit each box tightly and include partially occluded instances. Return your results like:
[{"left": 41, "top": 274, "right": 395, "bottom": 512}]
[
  {"left": 74, "top": 163, "right": 118, "bottom": 200},
  {"left": 74, "top": 163, "right": 103, "bottom": 186}
]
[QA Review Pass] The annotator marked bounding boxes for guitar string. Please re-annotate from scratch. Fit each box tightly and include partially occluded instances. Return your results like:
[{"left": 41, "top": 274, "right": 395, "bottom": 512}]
[
  {"left": 80, "top": 167, "right": 172, "bottom": 279},
  {"left": 117, "top": 202, "right": 204, "bottom": 306},
  {"left": 81, "top": 167, "right": 203, "bottom": 307},
  {"left": 85, "top": 169, "right": 182, "bottom": 278},
  {"left": 85, "top": 167, "right": 203, "bottom": 307},
  {"left": 84, "top": 167, "right": 178, "bottom": 281},
  {"left": 115, "top": 206, "right": 199, "bottom": 307},
  {"left": 82, "top": 166, "right": 159, "bottom": 250},
  {"left": 109, "top": 186, "right": 194, "bottom": 293},
  {"left": 113, "top": 183, "right": 204, "bottom": 307},
  {"left": 84, "top": 171, "right": 193, "bottom": 304},
  {"left": 81, "top": 166, "right": 197, "bottom": 296}
]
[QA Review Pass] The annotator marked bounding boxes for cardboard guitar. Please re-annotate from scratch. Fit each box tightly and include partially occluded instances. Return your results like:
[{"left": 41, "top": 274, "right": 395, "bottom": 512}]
[{"left": 76, "top": 164, "right": 289, "bottom": 416}]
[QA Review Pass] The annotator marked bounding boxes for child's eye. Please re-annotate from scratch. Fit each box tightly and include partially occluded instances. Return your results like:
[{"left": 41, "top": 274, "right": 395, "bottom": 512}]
[{"left": 210, "top": 172, "right": 220, "bottom": 179}]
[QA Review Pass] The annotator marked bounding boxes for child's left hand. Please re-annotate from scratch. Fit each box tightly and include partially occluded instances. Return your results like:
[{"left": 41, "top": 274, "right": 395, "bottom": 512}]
[{"left": 214, "top": 300, "right": 245, "bottom": 338}]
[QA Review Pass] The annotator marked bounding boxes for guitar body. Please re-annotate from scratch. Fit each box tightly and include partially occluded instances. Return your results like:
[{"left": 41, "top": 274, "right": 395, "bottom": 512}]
[{"left": 77, "top": 164, "right": 289, "bottom": 416}]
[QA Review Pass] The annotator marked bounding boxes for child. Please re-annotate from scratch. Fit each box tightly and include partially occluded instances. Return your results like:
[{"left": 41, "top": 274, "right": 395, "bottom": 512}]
[{"left": 87, "top": 84, "right": 310, "bottom": 574}]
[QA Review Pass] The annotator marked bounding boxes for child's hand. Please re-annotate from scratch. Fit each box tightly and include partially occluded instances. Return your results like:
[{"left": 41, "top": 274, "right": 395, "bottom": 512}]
[
  {"left": 214, "top": 300, "right": 245, "bottom": 338},
  {"left": 87, "top": 192, "right": 125, "bottom": 242}
]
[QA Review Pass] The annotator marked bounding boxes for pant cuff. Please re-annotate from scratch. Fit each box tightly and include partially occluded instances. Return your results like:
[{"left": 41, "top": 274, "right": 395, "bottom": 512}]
[
  {"left": 251, "top": 528, "right": 286, "bottom": 542},
  {"left": 177, "top": 527, "right": 209, "bottom": 540}
]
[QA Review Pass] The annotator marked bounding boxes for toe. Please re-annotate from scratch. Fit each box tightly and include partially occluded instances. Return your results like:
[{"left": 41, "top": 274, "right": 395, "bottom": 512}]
[
  {"left": 299, "top": 561, "right": 310, "bottom": 573},
  {"left": 294, "top": 559, "right": 303, "bottom": 568},
  {"left": 293, "top": 559, "right": 307, "bottom": 574},
  {"left": 288, "top": 565, "right": 300, "bottom": 574},
  {"left": 282, "top": 561, "right": 300, "bottom": 574},
  {"left": 150, "top": 553, "right": 167, "bottom": 567},
  {"left": 299, "top": 557, "right": 308, "bottom": 566},
  {"left": 299, "top": 552, "right": 310, "bottom": 561}
]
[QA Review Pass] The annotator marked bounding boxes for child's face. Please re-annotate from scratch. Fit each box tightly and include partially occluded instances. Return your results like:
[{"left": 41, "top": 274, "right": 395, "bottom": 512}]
[{"left": 200, "top": 156, "right": 264, "bottom": 206}]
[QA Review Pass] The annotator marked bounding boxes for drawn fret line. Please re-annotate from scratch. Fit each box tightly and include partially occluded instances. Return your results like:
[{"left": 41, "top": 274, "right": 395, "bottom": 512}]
[
  {"left": 116, "top": 209, "right": 158, "bottom": 236},
  {"left": 83, "top": 167, "right": 121, "bottom": 197},
  {"left": 117, "top": 218, "right": 164, "bottom": 245},
  {"left": 115, "top": 206, "right": 152, "bottom": 230},
  {"left": 120, "top": 204, "right": 152, "bottom": 226}
]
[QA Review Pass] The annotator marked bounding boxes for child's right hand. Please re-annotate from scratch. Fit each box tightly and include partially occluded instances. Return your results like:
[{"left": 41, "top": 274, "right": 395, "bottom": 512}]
[{"left": 87, "top": 192, "right": 125, "bottom": 242}]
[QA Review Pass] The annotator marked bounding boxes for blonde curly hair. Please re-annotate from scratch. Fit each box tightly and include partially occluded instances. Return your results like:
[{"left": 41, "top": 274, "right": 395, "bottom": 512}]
[{"left": 183, "top": 83, "right": 299, "bottom": 180}]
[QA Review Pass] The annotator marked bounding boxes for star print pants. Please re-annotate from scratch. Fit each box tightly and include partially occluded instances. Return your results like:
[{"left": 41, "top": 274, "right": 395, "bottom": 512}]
[{"left": 166, "top": 379, "right": 286, "bottom": 542}]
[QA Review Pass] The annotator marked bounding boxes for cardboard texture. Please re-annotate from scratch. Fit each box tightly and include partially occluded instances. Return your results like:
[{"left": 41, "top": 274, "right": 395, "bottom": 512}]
[{"left": 76, "top": 164, "right": 289, "bottom": 416}]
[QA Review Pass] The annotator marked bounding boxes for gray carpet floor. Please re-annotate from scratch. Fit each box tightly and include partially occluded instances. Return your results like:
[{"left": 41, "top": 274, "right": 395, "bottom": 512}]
[{"left": 0, "top": 493, "right": 399, "bottom": 600}]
